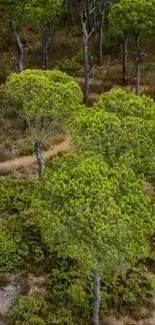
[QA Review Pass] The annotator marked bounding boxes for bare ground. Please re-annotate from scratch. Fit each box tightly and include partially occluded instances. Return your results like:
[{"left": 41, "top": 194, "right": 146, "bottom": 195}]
[{"left": 0, "top": 134, "right": 70, "bottom": 174}]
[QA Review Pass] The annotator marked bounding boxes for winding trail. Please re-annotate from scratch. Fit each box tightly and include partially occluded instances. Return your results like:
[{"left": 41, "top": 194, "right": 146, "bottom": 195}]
[{"left": 0, "top": 134, "right": 71, "bottom": 173}]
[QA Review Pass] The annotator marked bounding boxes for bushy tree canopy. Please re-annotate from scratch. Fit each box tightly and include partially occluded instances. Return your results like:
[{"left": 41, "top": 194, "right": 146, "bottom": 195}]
[
  {"left": 34, "top": 151, "right": 154, "bottom": 277},
  {"left": 2, "top": 69, "right": 83, "bottom": 120},
  {"left": 70, "top": 89, "right": 155, "bottom": 178}
]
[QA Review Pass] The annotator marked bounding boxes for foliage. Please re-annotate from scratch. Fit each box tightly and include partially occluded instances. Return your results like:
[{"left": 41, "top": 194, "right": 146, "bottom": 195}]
[
  {"left": 109, "top": 0, "right": 155, "bottom": 36},
  {"left": 58, "top": 58, "right": 81, "bottom": 72},
  {"left": 19, "top": 142, "right": 35, "bottom": 156},
  {"left": 0, "top": 179, "right": 46, "bottom": 270},
  {"left": 47, "top": 261, "right": 92, "bottom": 325},
  {"left": 4, "top": 0, "right": 63, "bottom": 27},
  {"left": 0, "top": 226, "right": 24, "bottom": 271},
  {"left": 108, "top": 265, "right": 155, "bottom": 311},
  {"left": 2, "top": 69, "right": 82, "bottom": 119},
  {"left": 2, "top": 69, "right": 83, "bottom": 146},
  {"left": 69, "top": 89, "right": 155, "bottom": 178},
  {"left": 10, "top": 296, "right": 47, "bottom": 325},
  {"left": 0, "top": 179, "right": 37, "bottom": 214},
  {"left": 34, "top": 151, "right": 154, "bottom": 276}
]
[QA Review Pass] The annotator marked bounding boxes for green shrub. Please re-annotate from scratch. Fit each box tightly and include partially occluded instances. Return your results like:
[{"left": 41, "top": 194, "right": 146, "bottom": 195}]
[
  {"left": 0, "top": 227, "right": 25, "bottom": 271},
  {"left": 10, "top": 296, "right": 47, "bottom": 325},
  {"left": 102, "top": 265, "right": 155, "bottom": 312},
  {"left": 74, "top": 49, "right": 84, "bottom": 64},
  {"left": 19, "top": 143, "right": 34, "bottom": 156},
  {"left": 57, "top": 58, "right": 81, "bottom": 72},
  {"left": 47, "top": 262, "right": 92, "bottom": 325},
  {"left": 0, "top": 179, "right": 46, "bottom": 270},
  {"left": 0, "top": 179, "right": 37, "bottom": 214}
]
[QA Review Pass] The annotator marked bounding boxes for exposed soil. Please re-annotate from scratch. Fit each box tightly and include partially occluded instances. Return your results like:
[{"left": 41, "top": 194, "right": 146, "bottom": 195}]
[{"left": 0, "top": 134, "right": 70, "bottom": 174}]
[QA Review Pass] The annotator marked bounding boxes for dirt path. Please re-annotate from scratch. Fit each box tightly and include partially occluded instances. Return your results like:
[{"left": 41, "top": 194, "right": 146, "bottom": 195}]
[{"left": 0, "top": 135, "right": 70, "bottom": 173}]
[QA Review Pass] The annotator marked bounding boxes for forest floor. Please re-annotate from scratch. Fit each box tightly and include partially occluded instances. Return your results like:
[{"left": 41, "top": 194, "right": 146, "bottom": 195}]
[{"left": 0, "top": 134, "right": 70, "bottom": 173}]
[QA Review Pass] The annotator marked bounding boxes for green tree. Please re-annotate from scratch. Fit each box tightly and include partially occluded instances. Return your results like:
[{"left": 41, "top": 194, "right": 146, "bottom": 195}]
[
  {"left": 22, "top": 0, "right": 63, "bottom": 70},
  {"left": 109, "top": 0, "right": 155, "bottom": 91},
  {"left": 2, "top": 0, "right": 63, "bottom": 71},
  {"left": 2, "top": 69, "right": 83, "bottom": 179},
  {"left": 34, "top": 151, "right": 154, "bottom": 325},
  {"left": 70, "top": 88, "right": 155, "bottom": 179},
  {"left": 10, "top": 296, "right": 47, "bottom": 325}
]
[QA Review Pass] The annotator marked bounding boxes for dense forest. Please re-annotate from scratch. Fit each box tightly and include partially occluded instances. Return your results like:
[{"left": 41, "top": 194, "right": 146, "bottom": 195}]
[{"left": 0, "top": 1, "right": 155, "bottom": 325}]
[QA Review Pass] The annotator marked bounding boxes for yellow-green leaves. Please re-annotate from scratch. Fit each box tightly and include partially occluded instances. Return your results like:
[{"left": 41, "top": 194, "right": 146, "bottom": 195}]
[
  {"left": 2, "top": 69, "right": 83, "bottom": 141},
  {"left": 70, "top": 89, "right": 155, "bottom": 177},
  {"left": 109, "top": 0, "right": 155, "bottom": 36},
  {"left": 34, "top": 150, "right": 154, "bottom": 276}
]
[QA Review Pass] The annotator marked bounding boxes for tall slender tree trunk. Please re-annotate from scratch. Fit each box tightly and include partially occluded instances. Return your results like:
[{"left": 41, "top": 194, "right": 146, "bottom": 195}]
[
  {"left": 11, "top": 26, "right": 24, "bottom": 73},
  {"left": 42, "top": 20, "right": 52, "bottom": 70},
  {"left": 78, "top": 0, "right": 94, "bottom": 106},
  {"left": 86, "top": 0, "right": 92, "bottom": 33},
  {"left": 35, "top": 141, "right": 44, "bottom": 180},
  {"left": 122, "top": 29, "right": 129, "bottom": 84},
  {"left": 98, "top": 1, "right": 105, "bottom": 65},
  {"left": 135, "top": 34, "right": 141, "bottom": 96},
  {"left": 64, "top": 0, "right": 72, "bottom": 24},
  {"left": 83, "top": 31, "right": 90, "bottom": 106},
  {"left": 92, "top": 272, "right": 101, "bottom": 325},
  {"left": 11, "top": 24, "right": 30, "bottom": 130},
  {"left": 92, "top": 0, "right": 96, "bottom": 31}
]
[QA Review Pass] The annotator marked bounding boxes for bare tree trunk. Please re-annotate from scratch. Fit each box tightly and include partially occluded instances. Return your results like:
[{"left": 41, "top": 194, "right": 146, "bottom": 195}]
[
  {"left": 153, "top": 87, "right": 155, "bottom": 102},
  {"left": 91, "top": 0, "right": 96, "bottom": 31},
  {"left": 83, "top": 30, "right": 90, "bottom": 106},
  {"left": 10, "top": 24, "right": 30, "bottom": 130},
  {"left": 135, "top": 34, "right": 142, "bottom": 96},
  {"left": 11, "top": 27, "right": 24, "bottom": 73},
  {"left": 35, "top": 141, "right": 44, "bottom": 180},
  {"left": 92, "top": 272, "right": 101, "bottom": 325},
  {"left": 122, "top": 29, "right": 129, "bottom": 84},
  {"left": 64, "top": 0, "right": 72, "bottom": 24},
  {"left": 42, "top": 20, "right": 52, "bottom": 70},
  {"left": 98, "top": 0, "right": 106, "bottom": 65},
  {"left": 78, "top": 0, "right": 94, "bottom": 106},
  {"left": 86, "top": 0, "right": 92, "bottom": 33}
]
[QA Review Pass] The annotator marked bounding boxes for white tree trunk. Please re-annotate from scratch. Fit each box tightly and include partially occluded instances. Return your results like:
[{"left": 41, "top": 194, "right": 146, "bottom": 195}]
[
  {"left": 92, "top": 272, "right": 101, "bottom": 325},
  {"left": 35, "top": 141, "right": 44, "bottom": 180}
]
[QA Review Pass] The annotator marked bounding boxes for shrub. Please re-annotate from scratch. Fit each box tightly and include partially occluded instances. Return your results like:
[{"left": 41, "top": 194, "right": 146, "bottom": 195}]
[{"left": 10, "top": 296, "right": 47, "bottom": 325}]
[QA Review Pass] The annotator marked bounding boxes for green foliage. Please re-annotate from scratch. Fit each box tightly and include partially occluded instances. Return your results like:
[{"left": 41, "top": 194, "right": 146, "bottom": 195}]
[
  {"left": 70, "top": 89, "right": 155, "bottom": 178},
  {"left": 0, "top": 179, "right": 37, "bottom": 214},
  {"left": 35, "top": 151, "right": 154, "bottom": 276},
  {"left": 74, "top": 49, "right": 85, "bottom": 65},
  {"left": 0, "top": 227, "right": 24, "bottom": 271},
  {"left": 108, "top": 266, "right": 155, "bottom": 311},
  {"left": 19, "top": 143, "right": 34, "bottom": 156},
  {"left": 96, "top": 88, "right": 155, "bottom": 119},
  {"left": 4, "top": 0, "right": 63, "bottom": 26},
  {"left": 109, "top": 0, "right": 155, "bottom": 36},
  {"left": 47, "top": 262, "right": 92, "bottom": 325},
  {"left": 58, "top": 58, "right": 81, "bottom": 73},
  {"left": 10, "top": 296, "right": 47, "bottom": 325},
  {"left": 2, "top": 70, "right": 83, "bottom": 130},
  {"left": 0, "top": 179, "right": 46, "bottom": 270}
]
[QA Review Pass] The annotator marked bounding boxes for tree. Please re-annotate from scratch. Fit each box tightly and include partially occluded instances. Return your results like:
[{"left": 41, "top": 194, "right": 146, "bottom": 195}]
[
  {"left": 22, "top": 0, "right": 63, "bottom": 70},
  {"left": 109, "top": 0, "right": 155, "bottom": 91},
  {"left": 3, "top": 0, "right": 63, "bottom": 72},
  {"left": 70, "top": 88, "right": 155, "bottom": 179},
  {"left": 34, "top": 151, "right": 154, "bottom": 325},
  {"left": 78, "top": 0, "right": 95, "bottom": 106},
  {"left": 2, "top": 69, "right": 83, "bottom": 179},
  {"left": 97, "top": 0, "right": 109, "bottom": 65}
]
